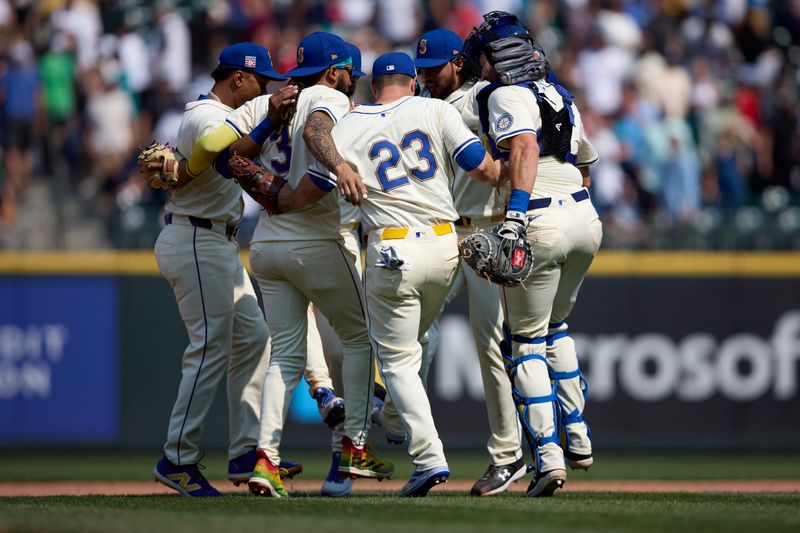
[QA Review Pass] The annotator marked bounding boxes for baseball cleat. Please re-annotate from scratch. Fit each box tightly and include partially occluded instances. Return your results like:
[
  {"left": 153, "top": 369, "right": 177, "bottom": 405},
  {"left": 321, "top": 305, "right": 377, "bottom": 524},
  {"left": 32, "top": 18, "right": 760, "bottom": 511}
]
[
  {"left": 313, "top": 387, "right": 346, "bottom": 429},
  {"left": 526, "top": 469, "right": 567, "bottom": 497},
  {"left": 248, "top": 453, "right": 288, "bottom": 498},
  {"left": 153, "top": 455, "right": 221, "bottom": 497},
  {"left": 371, "top": 382, "right": 388, "bottom": 427},
  {"left": 227, "top": 449, "right": 303, "bottom": 485},
  {"left": 565, "top": 450, "right": 593, "bottom": 471},
  {"left": 321, "top": 451, "right": 353, "bottom": 497},
  {"left": 398, "top": 466, "right": 450, "bottom": 497},
  {"left": 338, "top": 436, "right": 394, "bottom": 479},
  {"left": 470, "top": 457, "right": 527, "bottom": 496},
  {"left": 385, "top": 430, "right": 408, "bottom": 446}
]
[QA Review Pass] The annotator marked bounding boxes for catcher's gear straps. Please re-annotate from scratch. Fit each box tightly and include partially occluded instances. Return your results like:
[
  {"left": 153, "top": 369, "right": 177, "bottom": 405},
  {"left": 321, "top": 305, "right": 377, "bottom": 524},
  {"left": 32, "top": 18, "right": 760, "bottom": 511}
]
[
  {"left": 186, "top": 122, "right": 240, "bottom": 177},
  {"left": 500, "top": 323, "right": 560, "bottom": 470},
  {"left": 546, "top": 320, "right": 591, "bottom": 449},
  {"left": 477, "top": 72, "right": 579, "bottom": 164}
]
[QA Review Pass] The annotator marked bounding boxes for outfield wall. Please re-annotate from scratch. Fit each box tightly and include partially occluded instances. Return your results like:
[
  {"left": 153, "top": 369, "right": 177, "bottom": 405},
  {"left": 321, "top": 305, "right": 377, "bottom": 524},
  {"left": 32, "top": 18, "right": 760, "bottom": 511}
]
[{"left": 0, "top": 251, "right": 798, "bottom": 451}]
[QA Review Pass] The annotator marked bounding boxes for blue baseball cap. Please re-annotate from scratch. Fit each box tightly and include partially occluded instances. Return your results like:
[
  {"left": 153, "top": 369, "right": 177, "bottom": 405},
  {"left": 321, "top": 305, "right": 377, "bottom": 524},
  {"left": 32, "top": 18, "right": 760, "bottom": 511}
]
[
  {"left": 285, "top": 32, "right": 351, "bottom": 77},
  {"left": 217, "top": 42, "right": 286, "bottom": 81},
  {"left": 372, "top": 52, "right": 416, "bottom": 79},
  {"left": 414, "top": 29, "right": 463, "bottom": 68},
  {"left": 345, "top": 42, "right": 366, "bottom": 77}
]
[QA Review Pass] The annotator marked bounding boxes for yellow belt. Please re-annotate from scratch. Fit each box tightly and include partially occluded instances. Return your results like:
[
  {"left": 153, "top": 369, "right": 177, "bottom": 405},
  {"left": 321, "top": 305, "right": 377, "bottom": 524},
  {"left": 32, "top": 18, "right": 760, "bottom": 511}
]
[{"left": 381, "top": 222, "right": 453, "bottom": 240}]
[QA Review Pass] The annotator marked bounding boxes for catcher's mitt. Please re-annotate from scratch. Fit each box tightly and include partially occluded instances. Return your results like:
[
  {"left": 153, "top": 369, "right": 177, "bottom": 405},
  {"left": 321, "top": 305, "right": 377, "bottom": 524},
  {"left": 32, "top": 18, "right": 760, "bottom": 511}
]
[
  {"left": 137, "top": 141, "right": 180, "bottom": 190},
  {"left": 458, "top": 221, "right": 534, "bottom": 288},
  {"left": 488, "top": 37, "right": 550, "bottom": 85},
  {"left": 227, "top": 154, "right": 287, "bottom": 214}
]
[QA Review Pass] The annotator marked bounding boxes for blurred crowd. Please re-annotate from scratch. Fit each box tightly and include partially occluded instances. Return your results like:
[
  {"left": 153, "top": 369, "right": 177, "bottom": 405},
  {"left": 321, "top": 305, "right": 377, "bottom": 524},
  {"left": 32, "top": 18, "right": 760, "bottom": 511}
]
[{"left": 0, "top": 0, "right": 799, "bottom": 249}]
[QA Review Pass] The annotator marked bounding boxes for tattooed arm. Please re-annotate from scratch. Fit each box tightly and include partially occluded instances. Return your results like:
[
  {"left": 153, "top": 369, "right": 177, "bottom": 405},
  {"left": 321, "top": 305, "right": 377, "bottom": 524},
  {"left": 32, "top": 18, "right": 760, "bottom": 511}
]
[{"left": 303, "top": 111, "right": 368, "bottom": 204}]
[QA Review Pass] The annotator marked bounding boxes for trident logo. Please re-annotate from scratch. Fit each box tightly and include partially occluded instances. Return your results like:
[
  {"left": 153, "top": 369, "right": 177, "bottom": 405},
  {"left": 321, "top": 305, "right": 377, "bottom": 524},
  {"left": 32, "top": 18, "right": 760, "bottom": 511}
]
[
  {"left": 298, "top": 47, "right": 305, "bottom": 63},
  {"left": 419, "top": 39, "right": 427, "bottom": 54}
]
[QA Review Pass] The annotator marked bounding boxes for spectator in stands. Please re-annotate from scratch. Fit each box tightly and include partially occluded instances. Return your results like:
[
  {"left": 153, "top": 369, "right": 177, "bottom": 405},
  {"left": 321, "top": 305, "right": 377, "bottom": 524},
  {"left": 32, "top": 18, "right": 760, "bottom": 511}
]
[{"left": 0, "top": 41, "right": 41, "bottom": 225}]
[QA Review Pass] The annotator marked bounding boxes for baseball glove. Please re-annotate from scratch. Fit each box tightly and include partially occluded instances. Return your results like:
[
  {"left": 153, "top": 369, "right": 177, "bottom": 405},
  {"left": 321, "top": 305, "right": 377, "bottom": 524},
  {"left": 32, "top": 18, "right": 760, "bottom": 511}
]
[
  {"left": 227, "top": 154, "right": 287, "bottom": 214},
  {"left": 458, "top": 221, "right": 534, "bottom": 288},
  {"left": 488, "top": 37, "right": 549, "bottom": 85},
  {"left": 137, "top": 141, "right": 180, "bottom": 190}
]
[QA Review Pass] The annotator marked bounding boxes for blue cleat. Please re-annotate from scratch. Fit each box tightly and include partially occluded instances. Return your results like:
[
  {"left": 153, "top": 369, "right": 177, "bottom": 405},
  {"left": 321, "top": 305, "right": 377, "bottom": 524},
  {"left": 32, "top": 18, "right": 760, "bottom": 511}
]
[
  {"left": 398, "top": 466, "right": 450, "bottom": 497},
  {"left": 154, "top": 455, "right": 222, "bottom": 497},
  {"left": 313, "top": 387, "right": 346, "bottom": 429},
  {"left": 228, "top": 448, "right": 303, "bottom": 485},
  {"left": 320, "top": 451, "right": 353, "bottom": 497}
]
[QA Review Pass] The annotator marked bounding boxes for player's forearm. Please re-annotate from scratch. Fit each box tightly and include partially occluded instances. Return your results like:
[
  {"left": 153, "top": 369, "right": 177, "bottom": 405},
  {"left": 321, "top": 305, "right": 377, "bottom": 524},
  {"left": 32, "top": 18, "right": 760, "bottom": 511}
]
[
  {"left": 186, "top": 123, "right": 239, "bottom": 177},
  {"left": 506, "top": 133, "right": 539, "bottom": 194},
  {"left": 467, "top": 153, "right": 502, "bottom": 185},
  {"left": 303, "top": 111, "right": 345, "bottom": 174},
  {"left": 229, "top": 135, "right": 261, "bottom": 159},
  {"left": 580, "top": 165, "right": 591, "bottom": 188},
  {"left": 277, "top": 174, "right": 328, "bottom": 213}
]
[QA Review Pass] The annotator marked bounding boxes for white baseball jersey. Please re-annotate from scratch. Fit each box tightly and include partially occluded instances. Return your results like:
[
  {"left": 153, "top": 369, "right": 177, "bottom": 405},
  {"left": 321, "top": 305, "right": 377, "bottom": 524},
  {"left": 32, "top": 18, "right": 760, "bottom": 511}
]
[
  {"left": 444, "top": 80, "right": 506, "bottom": 218},
  {"left": 225, "top": 84, "right": 351, "bottom": 241},
  {"left": 168, "top": 97, "right": 244, "bottom": 223},
  {"left": 487, "top": 83, "right": 598, "bottom": 198},
  {"left": 309, "top": 96, "right": 481, "bottom": 232}
]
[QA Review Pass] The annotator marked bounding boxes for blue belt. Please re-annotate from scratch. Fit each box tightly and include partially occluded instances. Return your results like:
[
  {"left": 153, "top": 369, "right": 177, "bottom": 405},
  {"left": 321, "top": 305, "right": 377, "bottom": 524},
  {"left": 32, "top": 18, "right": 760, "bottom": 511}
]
[
  {"left": 165, "top": 213, "right": 239, "bottom": 238},
  {"left": 528, "top": 188, "right": 589, "bottom": 210}
]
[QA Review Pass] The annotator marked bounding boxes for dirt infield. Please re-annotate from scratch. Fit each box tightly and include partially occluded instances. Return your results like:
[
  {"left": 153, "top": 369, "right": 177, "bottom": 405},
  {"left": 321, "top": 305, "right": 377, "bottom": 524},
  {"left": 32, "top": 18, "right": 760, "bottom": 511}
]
[{"left": 2, "top": 479, "right": 799, "bottom": 497}]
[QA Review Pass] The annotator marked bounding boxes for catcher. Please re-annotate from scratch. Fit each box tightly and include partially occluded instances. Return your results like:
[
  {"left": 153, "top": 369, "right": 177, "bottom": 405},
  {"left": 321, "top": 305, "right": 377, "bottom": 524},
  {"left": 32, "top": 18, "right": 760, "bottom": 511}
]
[
  {"left": 460, "top": 12, "right": 601, "bottom": 497},
  {"left": 138, "top": 42, "right": 301, "bottom": 498}
]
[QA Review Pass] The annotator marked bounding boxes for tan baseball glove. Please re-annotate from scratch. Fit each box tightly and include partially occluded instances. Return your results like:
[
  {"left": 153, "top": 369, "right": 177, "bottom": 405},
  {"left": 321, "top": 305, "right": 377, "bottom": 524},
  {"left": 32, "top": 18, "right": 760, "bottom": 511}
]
[
  {"left": 137, "top": 141, "right": 180, "bottom": 190},
  {"left": 227, "top": 154, "right": 287, "bottom": 214}
]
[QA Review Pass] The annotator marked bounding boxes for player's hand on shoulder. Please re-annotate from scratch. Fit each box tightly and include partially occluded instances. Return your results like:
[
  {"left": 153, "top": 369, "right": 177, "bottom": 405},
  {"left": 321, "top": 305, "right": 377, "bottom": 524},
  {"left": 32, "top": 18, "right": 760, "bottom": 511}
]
[
  {"left": 337, "top": 163, "right": 367, "bottom": 206},
  {"left": 268, "top": 84, "right": 300, "bottom": 126}
]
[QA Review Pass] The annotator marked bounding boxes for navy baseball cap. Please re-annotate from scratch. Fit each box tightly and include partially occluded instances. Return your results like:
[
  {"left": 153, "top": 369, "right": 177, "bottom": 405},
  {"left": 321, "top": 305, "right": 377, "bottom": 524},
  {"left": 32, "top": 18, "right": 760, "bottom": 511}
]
[
  {"left": 217, "top": 42, "right": 286, "bottom": 81},
  {"left": 285, "top": 32, "right": 351, "bottom": 77},
  {"left": 372, "top": 52, "right": 416, "bottom": 79},
  {"left": 345, "top": 42, "right": 366, "bottom": 77},
  {"left": 414, "top": 29, "right": 463, "bottom": 68}
]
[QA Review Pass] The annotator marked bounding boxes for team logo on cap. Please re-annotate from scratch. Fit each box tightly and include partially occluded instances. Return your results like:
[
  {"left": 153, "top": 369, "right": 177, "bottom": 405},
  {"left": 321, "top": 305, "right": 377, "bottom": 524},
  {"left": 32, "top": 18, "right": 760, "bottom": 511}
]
[
  {"left": 244, "top": 55, "right": 256, "bottom": 68},
  {"left": 331, "top": 54, "right": 338, "bottom": 60},
  {"left": 298, "top": 47, "right": 304, "bottom": 63},
  {"left": 419, "top": 39, "right": 427, "bottom": 54},
  {"left": 496, "top": 112, "right": 514, "bottom": 132},
  {"left": 452, "top": 49, "right": 459, "bottom": 55}
]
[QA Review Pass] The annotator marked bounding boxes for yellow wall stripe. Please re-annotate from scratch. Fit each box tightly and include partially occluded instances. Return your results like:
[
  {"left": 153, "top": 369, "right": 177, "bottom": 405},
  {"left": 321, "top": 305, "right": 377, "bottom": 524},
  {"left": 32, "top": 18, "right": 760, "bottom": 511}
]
[{"left": 0, "top": 251, "right": 799, "bottom": 277}]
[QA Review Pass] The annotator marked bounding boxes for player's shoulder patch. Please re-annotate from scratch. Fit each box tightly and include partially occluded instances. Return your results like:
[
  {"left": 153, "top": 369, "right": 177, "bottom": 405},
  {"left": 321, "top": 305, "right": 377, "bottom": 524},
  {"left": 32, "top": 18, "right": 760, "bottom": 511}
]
[{"left": 495, "top": 112, "right": 514, "bottom": 132}]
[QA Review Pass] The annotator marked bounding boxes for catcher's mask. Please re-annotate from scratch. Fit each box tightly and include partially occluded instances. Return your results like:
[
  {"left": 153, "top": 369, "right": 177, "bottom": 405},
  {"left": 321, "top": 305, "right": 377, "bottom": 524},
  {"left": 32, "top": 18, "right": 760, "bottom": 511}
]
[{"left": 463, "top": 11, "right": 530, "bottom": 63}]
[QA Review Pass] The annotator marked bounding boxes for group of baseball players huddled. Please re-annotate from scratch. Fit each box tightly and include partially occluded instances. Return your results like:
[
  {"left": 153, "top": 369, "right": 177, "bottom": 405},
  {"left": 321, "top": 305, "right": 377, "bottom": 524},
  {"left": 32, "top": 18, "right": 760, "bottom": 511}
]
[{"left": 138, "top": 10, "right": 601, "bottom": 500}]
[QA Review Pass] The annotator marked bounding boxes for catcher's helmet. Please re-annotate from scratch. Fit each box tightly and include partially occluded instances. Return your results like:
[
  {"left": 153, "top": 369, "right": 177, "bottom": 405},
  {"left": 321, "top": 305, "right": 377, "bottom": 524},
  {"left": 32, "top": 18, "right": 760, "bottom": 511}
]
[{"left": 463, "top": 11, "right": 533, "bottom": 66}]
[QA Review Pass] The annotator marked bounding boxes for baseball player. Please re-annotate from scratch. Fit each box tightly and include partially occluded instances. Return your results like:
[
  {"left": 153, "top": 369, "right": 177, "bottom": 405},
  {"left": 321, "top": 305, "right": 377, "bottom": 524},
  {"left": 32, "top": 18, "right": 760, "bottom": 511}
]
[
  {"left": 224, "top": 32, "right": 393, "bottom": 498},
  {"left": 175, "top": 36, "right": 376, "bottom": 498},
  {"left": 142, "top": 43, "right": 298, "bottom": 497},
  {"left": 463, "top": 11, "right": 601, "bottom": 497},
  {"left": 304, "top": 52, "right": 504, "bottom": 497},
  {"left": 415, "top": 28, "right": 526, "bottom": 496}
]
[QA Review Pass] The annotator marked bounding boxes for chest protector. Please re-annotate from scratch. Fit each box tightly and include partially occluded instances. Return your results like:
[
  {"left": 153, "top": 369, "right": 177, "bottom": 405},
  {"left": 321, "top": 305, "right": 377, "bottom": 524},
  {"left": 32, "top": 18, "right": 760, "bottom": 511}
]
[{"left": 477, "top": 73, "right": 579, "bottom": 165}]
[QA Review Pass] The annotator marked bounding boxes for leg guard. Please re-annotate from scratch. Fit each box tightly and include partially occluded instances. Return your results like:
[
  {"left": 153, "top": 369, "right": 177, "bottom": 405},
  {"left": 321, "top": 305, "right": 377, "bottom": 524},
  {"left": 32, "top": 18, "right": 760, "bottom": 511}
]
[
  {"left": 501, "top": 324, "right": 564, "bottom": 474},
  {"left": 546, "top": 321, "right": 592, "bottom": 456}
]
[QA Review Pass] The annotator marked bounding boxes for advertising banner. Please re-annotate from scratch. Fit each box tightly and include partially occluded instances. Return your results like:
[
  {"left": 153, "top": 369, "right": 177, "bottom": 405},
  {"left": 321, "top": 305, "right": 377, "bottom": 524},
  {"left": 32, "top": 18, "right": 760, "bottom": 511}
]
[
  {"left": 0, "top": 277, "right": 118, "bottom": 443},
  {"left": 423, "top": 278, "right": 800, "bottom": 451}
]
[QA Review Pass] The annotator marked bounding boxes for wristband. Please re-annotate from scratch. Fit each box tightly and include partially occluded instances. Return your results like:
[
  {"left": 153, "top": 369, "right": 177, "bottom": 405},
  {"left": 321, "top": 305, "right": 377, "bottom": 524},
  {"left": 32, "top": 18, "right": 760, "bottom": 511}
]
[
  {"left": 507, "top": 188, "right": 530, "bottom": 214},
  {"left": 213, "top": 148, "right": 234, "bottom": 179},
  {"left": 505, "top": 210, "right": 526, "bottom": 224},
  {"left": 249, "top": 117, "right": 275, "bottom": 146}
]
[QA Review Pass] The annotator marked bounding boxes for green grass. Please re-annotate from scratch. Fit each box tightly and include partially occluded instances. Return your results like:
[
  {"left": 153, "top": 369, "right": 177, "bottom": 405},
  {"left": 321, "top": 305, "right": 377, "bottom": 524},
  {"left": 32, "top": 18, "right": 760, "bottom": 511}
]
[
  {"left": 1, "top": 493, "right": 799, "bottom": 533},
  {"left": 1, "top": 450, "right": 799, "bottom": 482}
]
